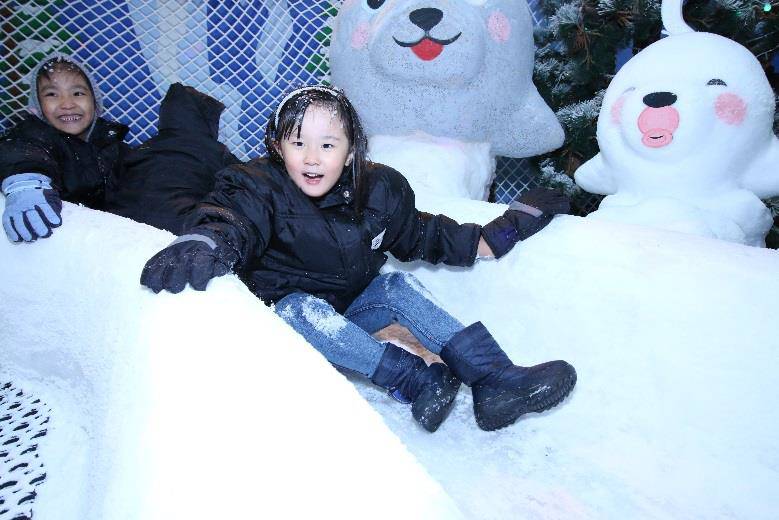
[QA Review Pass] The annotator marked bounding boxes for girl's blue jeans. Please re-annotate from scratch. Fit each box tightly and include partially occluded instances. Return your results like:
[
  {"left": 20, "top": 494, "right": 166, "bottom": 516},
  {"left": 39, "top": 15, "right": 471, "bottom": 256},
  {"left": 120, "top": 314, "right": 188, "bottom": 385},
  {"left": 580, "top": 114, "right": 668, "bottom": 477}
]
[{"left": 274, "top": 272, "right": 464, "bottom": 378}]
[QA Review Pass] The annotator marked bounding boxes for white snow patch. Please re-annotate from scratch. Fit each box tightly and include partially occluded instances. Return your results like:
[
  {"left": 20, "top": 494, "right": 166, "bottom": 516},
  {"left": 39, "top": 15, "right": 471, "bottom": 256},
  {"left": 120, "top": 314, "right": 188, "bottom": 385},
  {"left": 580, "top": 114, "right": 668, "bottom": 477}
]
[
  {"left": 301, "top": 294, "right": 349, "bottom": 337},
  {"left": 2, "top": 191, "right": 779, "bottom": 519},
  {"left": 387, "top": 271, "right": 438, "bottom": 304},
  {"left": 529, "top": 385, "right": 550, "bottom": 398},
  {"left": 369, "top": 133, "right": 495, "bottom": 200}
]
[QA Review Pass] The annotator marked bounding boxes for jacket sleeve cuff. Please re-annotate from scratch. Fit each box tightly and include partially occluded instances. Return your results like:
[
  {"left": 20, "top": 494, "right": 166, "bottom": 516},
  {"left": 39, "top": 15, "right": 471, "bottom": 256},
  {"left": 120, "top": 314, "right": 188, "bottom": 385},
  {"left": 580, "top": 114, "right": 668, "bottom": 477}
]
[
  {"left": 464, "top": 223, "right": 481, "bottom": 265},
  {"left": 480, "top": 215, "right": 519, "bottom": 259},
  {"left": 2, "top": 173, "right": 53, "bottom": 195},
  {"left": 171, "top": 233, "right": 218, "bottom": 249}
]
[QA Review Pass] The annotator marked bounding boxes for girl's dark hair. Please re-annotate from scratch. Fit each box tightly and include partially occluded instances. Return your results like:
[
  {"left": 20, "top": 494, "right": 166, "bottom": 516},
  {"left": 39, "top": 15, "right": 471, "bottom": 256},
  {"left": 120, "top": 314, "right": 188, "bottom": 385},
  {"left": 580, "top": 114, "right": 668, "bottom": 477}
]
[{"left": 264, "top": 85, "right": 369, "bottom": 213}]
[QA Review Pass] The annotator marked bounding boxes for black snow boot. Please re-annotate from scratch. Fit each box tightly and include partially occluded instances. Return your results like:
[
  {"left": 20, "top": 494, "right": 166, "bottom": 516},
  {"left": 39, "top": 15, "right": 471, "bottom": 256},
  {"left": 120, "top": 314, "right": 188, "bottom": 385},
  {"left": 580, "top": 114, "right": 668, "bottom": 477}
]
[
  {"left": 440, "top": 322, "right": 576, "bottom": 432},
  {"left": 371, "top": 343, "right": 461, "bottom": 433}
]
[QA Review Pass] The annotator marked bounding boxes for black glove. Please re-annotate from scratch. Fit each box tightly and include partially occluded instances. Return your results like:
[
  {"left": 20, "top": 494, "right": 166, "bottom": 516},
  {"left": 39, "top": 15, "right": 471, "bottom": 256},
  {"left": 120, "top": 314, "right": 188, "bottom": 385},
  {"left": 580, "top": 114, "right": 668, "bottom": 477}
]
[
  {"left": 481, "top": 188, "right": 571, "bottom": 259},
  {"left": 514, "top": 187, "right": 571, "bottom": 216},
  {"left": 140, "top": 233, "right": 238, "bottom": 293}
]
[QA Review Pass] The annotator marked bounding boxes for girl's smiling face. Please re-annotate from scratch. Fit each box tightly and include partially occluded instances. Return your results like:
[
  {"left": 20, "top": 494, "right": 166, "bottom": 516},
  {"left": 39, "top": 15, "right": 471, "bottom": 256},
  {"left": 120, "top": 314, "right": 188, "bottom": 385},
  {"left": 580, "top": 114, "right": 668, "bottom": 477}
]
[
  {"left": 37, "top": 70, "right": 95, "bottom": 140},
  {"left": 277, "top": 104, "right": 354, "bottom": 198}
]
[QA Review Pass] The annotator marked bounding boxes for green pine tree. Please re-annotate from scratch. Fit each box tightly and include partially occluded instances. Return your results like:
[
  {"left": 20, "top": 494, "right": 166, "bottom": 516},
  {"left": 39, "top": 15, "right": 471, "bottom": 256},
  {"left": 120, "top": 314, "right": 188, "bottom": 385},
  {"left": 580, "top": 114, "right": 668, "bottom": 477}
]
[
  {"left": 532, "top": 0, "right": 779, "bottom": 245},
  {"left": 304, "top": 1, "right": 338, "bottom": 83}
]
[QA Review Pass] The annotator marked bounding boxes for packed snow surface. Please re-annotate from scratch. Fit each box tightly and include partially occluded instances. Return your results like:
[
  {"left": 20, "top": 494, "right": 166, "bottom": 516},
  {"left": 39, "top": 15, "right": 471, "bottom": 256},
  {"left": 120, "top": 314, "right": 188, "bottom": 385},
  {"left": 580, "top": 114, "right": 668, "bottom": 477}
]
[
  {"left": 0, "top": 200, "right": 460, "bottom": 520},
  {"left": 2, "top": 195, "right": 778, "bottom": 519}
]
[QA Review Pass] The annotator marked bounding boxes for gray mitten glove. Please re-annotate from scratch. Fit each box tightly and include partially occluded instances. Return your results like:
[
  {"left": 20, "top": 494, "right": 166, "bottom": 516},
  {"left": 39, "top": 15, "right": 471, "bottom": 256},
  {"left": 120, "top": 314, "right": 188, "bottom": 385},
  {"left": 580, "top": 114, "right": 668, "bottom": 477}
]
[{"left": 2, "top": 173, "right": 62, "bottom": 242}]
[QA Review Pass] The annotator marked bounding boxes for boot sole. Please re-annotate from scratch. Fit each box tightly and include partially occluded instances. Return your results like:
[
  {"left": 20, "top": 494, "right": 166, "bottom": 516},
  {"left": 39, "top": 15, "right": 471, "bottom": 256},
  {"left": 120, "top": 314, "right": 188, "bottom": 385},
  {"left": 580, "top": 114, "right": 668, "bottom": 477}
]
[
  {"left": 412, "top": 372, "right": 462, "bottom": 433},
  {"left": 475, "top": 366, "right": 577, "bottom": 432}
]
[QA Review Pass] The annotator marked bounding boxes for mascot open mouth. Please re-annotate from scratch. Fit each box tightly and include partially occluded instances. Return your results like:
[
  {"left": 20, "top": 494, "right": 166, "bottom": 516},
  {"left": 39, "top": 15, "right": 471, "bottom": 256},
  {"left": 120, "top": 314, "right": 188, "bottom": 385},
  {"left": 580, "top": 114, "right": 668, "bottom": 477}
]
[
  {"left": 637, "top": 106, "right": 680, "bottom": 148},
  {"left": 393, "top": 33, "right": 461, "bottom": 61}
]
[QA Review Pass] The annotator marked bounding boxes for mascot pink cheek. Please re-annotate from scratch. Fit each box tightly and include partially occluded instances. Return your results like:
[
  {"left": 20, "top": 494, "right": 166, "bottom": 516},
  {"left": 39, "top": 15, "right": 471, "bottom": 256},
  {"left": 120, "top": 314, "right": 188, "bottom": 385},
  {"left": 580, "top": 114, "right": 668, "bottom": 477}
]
[
  {"left": 715, "top": 93, "right": 747, "bottom": 125},
  {"left": 611, "top": 95, "right": 627, "bottom": 125},
  {"left": 487, "top": 11, "right": 511, "bottom": 43},
  {"left": 351, "top": 22, "right": 370, "bottom": 50}
]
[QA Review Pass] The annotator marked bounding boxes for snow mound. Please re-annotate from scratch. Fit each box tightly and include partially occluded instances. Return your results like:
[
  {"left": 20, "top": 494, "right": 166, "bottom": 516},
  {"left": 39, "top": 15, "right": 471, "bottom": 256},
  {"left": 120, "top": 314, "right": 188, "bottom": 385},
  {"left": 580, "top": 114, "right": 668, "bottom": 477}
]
[
  {"left": 0, "top": 200, "right": 462, "bottom": 520},
  {"left": 3, "top": 193, "right": 779, "bottom": 519},
  {"left": 377, "top": 194, "right": 779, "bottom": 519}
]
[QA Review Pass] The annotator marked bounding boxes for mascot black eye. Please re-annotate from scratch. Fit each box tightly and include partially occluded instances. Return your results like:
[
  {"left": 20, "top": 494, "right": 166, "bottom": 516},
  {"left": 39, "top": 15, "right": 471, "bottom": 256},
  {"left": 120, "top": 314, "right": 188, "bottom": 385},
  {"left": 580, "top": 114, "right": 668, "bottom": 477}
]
[
  {"left": 707, "top": 78, "right": 727, "bottom": 86},
  {"left": 366, "top": 0, "right": 385, "bottom": 9}
]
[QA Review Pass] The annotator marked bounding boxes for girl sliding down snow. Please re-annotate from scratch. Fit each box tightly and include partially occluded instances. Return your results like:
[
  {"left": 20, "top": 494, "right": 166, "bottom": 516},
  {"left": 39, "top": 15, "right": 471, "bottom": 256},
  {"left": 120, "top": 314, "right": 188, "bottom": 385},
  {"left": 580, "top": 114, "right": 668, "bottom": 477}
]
[{"left": 141, "top": 85, "right": 576, "bottom": 432}]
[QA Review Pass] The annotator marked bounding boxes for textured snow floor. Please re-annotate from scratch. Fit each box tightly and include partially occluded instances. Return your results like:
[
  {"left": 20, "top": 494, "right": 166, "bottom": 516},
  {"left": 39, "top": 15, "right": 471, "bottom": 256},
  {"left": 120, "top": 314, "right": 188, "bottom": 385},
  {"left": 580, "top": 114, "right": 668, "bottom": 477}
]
[{"left": 1, "top": 198, "right": 778, "bottom": 519}]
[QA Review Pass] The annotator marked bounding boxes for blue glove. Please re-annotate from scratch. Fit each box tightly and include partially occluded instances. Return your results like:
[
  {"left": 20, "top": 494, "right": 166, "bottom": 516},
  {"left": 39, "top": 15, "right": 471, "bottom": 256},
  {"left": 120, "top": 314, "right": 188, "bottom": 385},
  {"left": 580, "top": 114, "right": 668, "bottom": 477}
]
[
  {"left": 481, "top": 188, "right": 571, "bottom": 259},
  {"left": 2, "top": 173, "right": 63, "bottom": 243},
  {"left": 140, "top": 233, "right": 239, "bottom": 293}
]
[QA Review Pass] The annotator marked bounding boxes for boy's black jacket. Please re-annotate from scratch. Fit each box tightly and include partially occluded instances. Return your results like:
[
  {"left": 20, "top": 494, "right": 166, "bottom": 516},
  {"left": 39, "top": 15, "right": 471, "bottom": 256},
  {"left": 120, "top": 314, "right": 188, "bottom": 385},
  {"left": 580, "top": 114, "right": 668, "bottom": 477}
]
[
  {"left": 0, "top": 115, "right": 129, "bottom": 209},
  {"left": 194, "top": 159, "right": 481, "bottom": 312},
  {"left": 106, "top": 83, "right": 240, "bottom": 234}
]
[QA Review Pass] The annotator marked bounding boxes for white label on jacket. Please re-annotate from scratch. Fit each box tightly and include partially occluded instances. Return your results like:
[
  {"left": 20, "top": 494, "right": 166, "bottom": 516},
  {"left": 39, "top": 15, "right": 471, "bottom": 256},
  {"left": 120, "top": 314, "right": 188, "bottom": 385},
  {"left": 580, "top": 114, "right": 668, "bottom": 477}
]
[{"left": 371, "top": 229, "right": 386, "bottom": 250}]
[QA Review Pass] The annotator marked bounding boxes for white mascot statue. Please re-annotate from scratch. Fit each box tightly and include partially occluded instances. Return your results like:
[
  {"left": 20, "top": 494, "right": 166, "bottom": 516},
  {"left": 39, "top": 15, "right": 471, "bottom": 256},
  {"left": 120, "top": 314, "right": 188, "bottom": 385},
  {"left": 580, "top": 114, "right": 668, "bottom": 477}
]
[
  {"left": 328, "top": 0, "right": 564, "bottom": 200},
  {"left": 574, "top": 0, "right": 779, "bottom": 247}
]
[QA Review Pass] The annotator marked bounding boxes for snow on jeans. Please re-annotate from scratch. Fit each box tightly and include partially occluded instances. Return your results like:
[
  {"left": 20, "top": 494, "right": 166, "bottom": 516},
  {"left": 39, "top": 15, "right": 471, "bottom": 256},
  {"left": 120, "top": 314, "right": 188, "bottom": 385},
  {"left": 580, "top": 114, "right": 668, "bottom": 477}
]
[{"left": 274, "top": 272, "right": 464, "bottom": 377}]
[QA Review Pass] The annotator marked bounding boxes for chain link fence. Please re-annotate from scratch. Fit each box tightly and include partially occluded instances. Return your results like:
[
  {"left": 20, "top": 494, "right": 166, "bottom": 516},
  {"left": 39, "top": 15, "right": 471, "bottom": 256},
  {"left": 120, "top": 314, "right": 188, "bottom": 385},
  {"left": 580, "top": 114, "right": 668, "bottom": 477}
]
[
  {"left": 492, "top": 0, "right": 548, "bottom": 203},
  {"left": 0, "top": 0, "right": 589, "bottom": 206},
  {"left": 1, "top": 0, "right": 333, "bottom": 160}
]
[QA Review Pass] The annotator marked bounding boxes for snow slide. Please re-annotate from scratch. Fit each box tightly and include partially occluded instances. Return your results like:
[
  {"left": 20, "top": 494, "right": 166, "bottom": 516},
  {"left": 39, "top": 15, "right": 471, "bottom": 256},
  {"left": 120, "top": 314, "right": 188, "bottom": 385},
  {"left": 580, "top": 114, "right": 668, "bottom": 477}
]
[
  {"left": 375, "top": 193, "right": 779, "bottom": 519},
  {"left": 0, "top": 200, "right": 462, "bottom": 520},
  {"left": 2, "top": 193, "right": 779, "bottom": 519}
]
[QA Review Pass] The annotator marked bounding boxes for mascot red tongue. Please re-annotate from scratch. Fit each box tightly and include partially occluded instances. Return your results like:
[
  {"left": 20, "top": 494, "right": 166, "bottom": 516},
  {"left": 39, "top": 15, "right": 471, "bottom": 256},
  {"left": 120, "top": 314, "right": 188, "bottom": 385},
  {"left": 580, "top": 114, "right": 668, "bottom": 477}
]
[
  {"left": 328, "top": 0, "right": 564, "bottom": 200},
  {"left": 412, "top": 38, "right": 444, "bottom": 61}
]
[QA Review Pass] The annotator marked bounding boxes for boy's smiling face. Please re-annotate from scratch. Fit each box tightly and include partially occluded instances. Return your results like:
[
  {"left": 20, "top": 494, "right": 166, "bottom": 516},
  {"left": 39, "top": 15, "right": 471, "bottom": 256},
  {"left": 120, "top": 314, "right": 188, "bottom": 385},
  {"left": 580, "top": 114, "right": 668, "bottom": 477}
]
[
  {"left": 277, "top": 104, "right": 353, "bottom": 198},
  {"left": 37, "top": 70, "right": 95, "bottom": 139}
]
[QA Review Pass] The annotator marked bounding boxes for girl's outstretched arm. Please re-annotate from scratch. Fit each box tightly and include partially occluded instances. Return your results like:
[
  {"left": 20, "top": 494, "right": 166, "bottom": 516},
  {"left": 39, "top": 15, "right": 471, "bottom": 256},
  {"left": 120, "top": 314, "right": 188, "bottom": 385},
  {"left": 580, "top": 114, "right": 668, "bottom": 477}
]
[
  {"left": 190, "top": 162, "right": 275, "bottom": 262},
  {"left": 140, "top": 161, "right": 275, "bottom": 293},
  {"left": 376, "top": 166, "right": 481, "bottom": 266}
]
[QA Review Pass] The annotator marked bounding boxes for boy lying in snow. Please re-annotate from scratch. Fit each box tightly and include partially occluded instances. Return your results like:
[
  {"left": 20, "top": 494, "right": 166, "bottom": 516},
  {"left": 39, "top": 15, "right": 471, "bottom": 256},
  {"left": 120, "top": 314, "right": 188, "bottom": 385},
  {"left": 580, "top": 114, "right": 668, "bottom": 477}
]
[
  {"left": 105, "top": 83, "right": 241, "bottom": 235},
  {"left": 0, "top": 52, "right": 239, "bottom": 241},
  {"left": 0, "top": 53, "right": 128, "bottom": 242}
]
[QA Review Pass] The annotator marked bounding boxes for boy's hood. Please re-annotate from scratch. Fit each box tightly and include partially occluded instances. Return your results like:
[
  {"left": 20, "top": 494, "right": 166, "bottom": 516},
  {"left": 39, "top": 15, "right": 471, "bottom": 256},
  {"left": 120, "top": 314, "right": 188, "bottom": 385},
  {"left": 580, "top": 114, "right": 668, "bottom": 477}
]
[{"left": 27, "top": 52, "right": 104, "bottom": 141}]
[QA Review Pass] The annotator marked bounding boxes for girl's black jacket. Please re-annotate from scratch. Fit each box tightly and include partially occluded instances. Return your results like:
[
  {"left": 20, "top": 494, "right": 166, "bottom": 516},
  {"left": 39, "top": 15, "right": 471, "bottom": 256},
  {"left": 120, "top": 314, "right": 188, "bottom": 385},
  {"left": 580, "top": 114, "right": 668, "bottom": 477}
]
[
  {"left": 0, "top": 115, "right": 129, "bottom": 209},
  {"left": 194, "top": 158, "right": 481, "bottom": 313}
]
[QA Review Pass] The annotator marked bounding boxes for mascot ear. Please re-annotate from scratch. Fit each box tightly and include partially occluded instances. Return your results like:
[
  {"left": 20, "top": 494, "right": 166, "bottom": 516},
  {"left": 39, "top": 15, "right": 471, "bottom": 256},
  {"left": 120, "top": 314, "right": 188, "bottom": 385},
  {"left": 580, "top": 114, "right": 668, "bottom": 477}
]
[
  {"left": 575, "top": 153, "right": 617, "bottom": 195},
  {"left": 740, "top": 136, "right": 779, "bottom": 199},
  {"left": 491, "top": 90, "right": 565, "bottom": 157}
]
